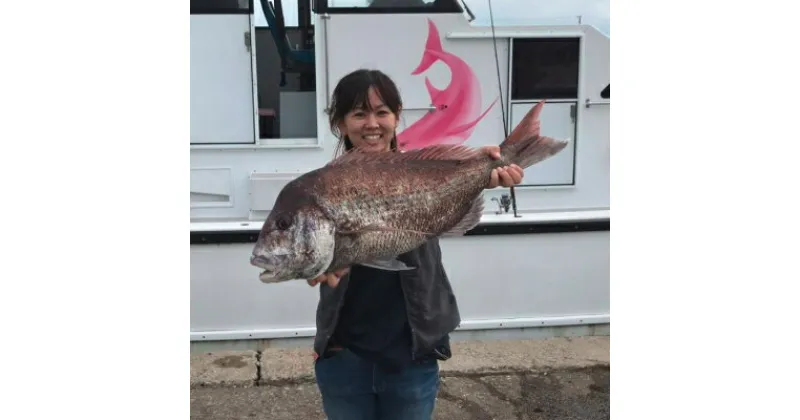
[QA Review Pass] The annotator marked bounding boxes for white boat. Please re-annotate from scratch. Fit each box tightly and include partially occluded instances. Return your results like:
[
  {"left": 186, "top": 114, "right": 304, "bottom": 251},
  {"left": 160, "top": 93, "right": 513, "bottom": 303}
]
[{"left": 190, "top": 0, "right": 610, "bottom": 352}]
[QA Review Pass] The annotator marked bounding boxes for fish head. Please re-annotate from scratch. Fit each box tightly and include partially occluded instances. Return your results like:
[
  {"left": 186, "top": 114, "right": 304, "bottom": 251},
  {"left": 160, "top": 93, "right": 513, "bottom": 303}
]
[{"left": 250, "top": 204, "right": 336, "bottom": 284}]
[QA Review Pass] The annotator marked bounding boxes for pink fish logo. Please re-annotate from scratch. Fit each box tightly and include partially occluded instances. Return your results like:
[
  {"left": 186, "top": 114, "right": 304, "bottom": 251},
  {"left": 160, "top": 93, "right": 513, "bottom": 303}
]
[{"left": 398, "top": 19, "right": 498, "bottom": 151}]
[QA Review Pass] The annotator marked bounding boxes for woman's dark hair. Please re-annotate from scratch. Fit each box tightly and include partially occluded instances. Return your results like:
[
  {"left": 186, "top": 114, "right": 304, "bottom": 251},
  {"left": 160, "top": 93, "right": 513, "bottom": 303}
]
[{"left": 326, "top": 69, "right": 403, "bottom": 157}]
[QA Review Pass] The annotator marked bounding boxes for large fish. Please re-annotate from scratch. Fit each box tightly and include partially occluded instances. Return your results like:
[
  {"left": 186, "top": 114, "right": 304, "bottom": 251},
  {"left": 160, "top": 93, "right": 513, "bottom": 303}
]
[{"left": 250, "top": 101, "right": 567, "bottom": 283}]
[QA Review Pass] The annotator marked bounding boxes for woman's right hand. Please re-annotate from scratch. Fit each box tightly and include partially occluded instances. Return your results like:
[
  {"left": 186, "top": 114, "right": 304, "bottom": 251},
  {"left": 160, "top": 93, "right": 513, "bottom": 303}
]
[{"left": 307, "top": 267, "right": 350, "bottom": 288}]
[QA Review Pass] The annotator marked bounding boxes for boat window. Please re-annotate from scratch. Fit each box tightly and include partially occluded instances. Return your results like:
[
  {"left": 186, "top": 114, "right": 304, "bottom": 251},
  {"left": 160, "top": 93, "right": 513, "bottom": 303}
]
[
  {"left": 254, "top": 0, "right": 319, "bottom": 141},
  {"left": 511, "top": 38, "right": 580, "bottom": 100},
  {"left": 313, "top": 0, "right": 463, "bottom": 14},
  {"left": 191, "top": 0, "right": 253, "bottom": 14}
]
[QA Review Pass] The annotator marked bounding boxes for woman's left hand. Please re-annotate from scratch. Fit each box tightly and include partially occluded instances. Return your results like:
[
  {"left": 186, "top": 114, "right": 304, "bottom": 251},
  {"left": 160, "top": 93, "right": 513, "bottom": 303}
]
[{"left": 481, "top": 146, "right": 524, "bottom": 188}]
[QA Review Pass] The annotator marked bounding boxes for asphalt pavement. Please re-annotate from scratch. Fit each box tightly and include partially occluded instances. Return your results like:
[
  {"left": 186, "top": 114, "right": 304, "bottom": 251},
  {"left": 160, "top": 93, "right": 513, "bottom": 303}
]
[{"left": 190, "top": 336, "right": 610, "bottom": 420}]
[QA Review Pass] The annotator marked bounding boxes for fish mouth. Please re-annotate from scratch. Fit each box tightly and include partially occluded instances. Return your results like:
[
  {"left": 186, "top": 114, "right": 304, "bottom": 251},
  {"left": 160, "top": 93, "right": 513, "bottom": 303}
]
[
  {"left": 250, "top": 255, "right": 277, "bottom": 282},
  {"left": 256, "top": 266, "right": 279, "bottom": 283},
  {"left": 258, "top": 270, "right": 279, "bottom": 283}
]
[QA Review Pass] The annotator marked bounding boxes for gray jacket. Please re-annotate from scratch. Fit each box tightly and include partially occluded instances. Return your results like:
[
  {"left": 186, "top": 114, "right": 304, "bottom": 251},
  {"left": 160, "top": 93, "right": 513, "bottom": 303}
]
[{"left": 312, "top": 237, "right": 461, "bottom": 360}]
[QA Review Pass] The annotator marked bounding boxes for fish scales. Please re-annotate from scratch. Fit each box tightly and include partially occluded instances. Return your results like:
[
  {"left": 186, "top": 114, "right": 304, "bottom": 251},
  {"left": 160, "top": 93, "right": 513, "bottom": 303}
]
[{"left": 311, "top": 156, "right": 492, "bottom": 270}]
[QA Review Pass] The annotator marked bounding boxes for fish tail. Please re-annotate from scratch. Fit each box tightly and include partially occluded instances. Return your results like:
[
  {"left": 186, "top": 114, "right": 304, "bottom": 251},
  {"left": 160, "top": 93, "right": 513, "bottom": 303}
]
[
  {"left": 411, "top": 19, "right": 444, "bottom": 75},
  {"left": 499, "top": 133, "right": 570, "bottom": 169},
  {"left": 497, "top": 101, "right": 570, "bottom": 169}
]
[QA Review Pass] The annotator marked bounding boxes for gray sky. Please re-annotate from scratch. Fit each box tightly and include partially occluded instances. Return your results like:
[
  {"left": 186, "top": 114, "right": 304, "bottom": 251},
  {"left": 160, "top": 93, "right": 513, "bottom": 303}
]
[{"left": 253, "top": 0, "right": 610, "bottom": 36}]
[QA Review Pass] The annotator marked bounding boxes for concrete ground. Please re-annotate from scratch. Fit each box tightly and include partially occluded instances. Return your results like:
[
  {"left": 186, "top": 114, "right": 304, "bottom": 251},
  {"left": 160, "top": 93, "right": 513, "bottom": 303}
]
[{"left": 190, "top": 336, "right": 610, "bottom": 420}]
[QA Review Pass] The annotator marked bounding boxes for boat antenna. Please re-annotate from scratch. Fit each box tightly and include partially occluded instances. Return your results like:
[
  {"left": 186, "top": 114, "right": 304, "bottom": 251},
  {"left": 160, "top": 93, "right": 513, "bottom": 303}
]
[{"left": 487, "top": 0, "right": 520, "bottom": 217}]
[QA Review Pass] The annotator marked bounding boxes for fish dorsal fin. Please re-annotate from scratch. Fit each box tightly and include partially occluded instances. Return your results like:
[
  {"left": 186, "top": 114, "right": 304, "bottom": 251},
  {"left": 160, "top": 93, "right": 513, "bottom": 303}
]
[{"left": 326, "top": 144, "right": 481, "bottom": 167}]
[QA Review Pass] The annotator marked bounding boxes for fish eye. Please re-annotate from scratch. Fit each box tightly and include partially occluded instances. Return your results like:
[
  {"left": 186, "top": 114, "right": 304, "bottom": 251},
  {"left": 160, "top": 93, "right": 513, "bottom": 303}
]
[{"left": 275, "top": 215, "right": 293, "bottom": 231}]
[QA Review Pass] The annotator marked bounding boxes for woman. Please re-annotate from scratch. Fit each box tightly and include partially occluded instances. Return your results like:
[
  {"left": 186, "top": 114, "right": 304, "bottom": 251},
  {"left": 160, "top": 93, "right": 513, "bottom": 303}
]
[{"left": 308, "top": 69, "right": 525, "bottom": 420}]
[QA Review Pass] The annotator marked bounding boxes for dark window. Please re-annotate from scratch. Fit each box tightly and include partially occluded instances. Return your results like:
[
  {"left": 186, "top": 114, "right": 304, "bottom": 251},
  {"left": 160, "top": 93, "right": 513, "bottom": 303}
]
[
  {"left": 601, "top": 84, "right": 609, "bottom": 99},
  {"left": 511, "top": 38, "right": 580, "bottom": 100},
  {"left": 191, "top": 0, "right": 252, "bottom": 14}
]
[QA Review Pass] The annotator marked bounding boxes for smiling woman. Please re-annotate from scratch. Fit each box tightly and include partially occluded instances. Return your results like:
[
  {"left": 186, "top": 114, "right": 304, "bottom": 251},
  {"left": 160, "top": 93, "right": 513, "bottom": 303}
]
[
  {"left": 327, "top": 70, "right": 404, "bottom": 155},
  {"left": 276, "top": 65, "right": 542, "bottom": 420}
]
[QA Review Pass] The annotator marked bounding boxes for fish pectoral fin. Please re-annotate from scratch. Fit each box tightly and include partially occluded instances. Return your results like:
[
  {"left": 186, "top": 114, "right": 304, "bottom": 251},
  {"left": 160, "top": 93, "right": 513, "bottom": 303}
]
[
  {"left": 338, "top": 225, "right": 436, "bottom": 237},
  {"left": 360, "top": 258, "right": 416, "bottom": 272},
  {"left": 441, "top": 195, "right": 484, "bottom": 237}
]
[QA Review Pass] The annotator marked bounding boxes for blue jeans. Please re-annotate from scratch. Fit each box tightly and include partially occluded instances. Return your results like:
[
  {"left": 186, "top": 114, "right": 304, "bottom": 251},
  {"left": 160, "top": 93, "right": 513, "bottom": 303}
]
[{"left": 314, "top": 348, "right": 440, "bottom": 420}]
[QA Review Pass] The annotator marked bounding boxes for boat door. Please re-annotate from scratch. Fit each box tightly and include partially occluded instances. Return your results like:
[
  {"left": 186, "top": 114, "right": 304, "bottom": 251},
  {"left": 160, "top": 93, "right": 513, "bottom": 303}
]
[
  {"left": 507, "top": 37, "right": 581, "bottom": 186},
  {"left": 190, "top": 1, "right": 257, "bottom": 145}
]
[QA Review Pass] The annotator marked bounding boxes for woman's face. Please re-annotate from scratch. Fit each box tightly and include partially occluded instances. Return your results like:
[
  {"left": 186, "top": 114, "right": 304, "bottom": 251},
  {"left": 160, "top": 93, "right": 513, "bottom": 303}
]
[{"left": 338, "top": 86, "right": 400, "bottom": 153}]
